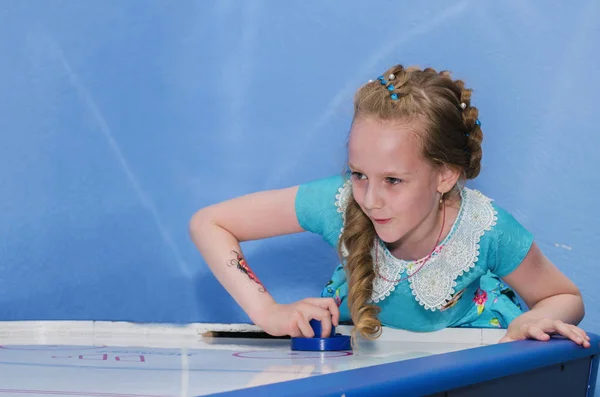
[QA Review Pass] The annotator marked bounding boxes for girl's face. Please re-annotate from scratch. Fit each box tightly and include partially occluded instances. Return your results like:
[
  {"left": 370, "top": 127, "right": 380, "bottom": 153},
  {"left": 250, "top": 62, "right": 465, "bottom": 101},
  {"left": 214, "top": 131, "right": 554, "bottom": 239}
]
[{"left": 347, "top": 116, "right": 458, "bottom": 246}]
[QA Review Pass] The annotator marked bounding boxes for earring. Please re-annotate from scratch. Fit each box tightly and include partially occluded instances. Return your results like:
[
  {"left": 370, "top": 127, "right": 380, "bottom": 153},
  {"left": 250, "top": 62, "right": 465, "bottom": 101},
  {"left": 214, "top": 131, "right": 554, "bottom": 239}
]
[{"left": 439, "top": 192, "right": 446, "bottom": 210}]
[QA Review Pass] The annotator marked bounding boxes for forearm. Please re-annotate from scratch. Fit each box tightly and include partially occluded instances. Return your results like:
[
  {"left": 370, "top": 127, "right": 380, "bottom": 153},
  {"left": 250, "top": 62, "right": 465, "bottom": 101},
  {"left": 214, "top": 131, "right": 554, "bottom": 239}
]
[
  {"left": 511, "top": 293, "right": 585, "bottom": 329},
  {"left": 189, "top": 213, "right": 276, "bottom": 325}
]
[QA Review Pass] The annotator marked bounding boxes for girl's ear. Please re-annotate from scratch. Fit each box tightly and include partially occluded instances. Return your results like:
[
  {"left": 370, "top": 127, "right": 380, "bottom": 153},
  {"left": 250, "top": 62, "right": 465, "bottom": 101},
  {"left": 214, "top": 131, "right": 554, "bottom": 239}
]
[{"left": 437, "top": 164, "right": 461, "bottom": 195}]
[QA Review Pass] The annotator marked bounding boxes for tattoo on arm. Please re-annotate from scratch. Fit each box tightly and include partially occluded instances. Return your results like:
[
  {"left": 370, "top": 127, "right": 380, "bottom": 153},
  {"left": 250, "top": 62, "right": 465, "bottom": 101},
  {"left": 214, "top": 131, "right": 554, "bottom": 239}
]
[{"left": 228, "top": 250, "right": 266, "bottom": 292}]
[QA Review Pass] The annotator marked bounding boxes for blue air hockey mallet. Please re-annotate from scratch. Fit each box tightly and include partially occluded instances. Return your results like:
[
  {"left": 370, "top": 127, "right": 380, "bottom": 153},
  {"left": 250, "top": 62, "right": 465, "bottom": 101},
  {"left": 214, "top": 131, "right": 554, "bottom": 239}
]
[{"left": 290, "top": 319, "right": 352, "bottom": 351}]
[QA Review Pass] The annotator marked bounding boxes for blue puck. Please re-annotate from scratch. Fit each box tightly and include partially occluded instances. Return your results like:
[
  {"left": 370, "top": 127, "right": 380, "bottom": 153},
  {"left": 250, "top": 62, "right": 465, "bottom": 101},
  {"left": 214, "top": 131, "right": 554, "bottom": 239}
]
[
  {"left": 290, "top": 319, "right": 352, "bottom": 351},
  {"left": 309, "top": 319, "right": 333, "bottom": 338},
  {"left": 291, "top": 334, "right": 352, "bottom": 351}
]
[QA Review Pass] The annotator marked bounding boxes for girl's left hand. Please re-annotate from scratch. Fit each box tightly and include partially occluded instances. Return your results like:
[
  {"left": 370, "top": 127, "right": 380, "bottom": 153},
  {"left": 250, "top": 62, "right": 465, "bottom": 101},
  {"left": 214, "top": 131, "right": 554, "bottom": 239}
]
[{"left": 499, "top": 318, "right": 591, "bottom": 348}]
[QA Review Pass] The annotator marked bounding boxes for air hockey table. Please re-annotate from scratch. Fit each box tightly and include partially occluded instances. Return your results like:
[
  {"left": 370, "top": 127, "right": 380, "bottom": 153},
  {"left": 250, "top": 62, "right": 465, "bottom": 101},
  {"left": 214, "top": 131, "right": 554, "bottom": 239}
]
[{"left": 0, "top": 323, "right": 597, "bottom": 397}]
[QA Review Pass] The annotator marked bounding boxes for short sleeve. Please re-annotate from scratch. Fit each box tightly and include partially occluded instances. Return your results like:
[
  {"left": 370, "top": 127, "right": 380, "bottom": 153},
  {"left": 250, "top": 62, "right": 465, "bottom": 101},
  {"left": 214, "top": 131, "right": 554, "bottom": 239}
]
[
  {"left": 489, "top": 203, "right": 535, "bottom": 278},
  {"left": 294, "top": 175, "right": 346, "bottom": 248}
]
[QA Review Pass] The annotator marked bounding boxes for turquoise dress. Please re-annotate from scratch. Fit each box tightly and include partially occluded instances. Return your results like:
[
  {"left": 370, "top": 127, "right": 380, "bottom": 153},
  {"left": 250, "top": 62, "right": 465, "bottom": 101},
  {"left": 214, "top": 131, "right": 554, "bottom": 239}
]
[{"left": 294, "top": 175, "right": 535, "bottom": 332}]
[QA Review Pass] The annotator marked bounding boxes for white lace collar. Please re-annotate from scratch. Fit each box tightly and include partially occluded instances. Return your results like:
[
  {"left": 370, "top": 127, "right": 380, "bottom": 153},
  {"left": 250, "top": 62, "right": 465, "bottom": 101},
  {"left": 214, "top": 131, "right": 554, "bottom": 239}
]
[{"left": 334, "top": 179, "right": 498, "bottom": 311}]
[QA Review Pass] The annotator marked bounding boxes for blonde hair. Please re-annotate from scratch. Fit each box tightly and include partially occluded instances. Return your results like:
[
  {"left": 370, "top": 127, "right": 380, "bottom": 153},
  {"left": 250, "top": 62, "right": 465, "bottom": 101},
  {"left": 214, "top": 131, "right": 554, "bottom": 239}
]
[{"left": 337, "top": 65, "right": 483, "bottom": 342}]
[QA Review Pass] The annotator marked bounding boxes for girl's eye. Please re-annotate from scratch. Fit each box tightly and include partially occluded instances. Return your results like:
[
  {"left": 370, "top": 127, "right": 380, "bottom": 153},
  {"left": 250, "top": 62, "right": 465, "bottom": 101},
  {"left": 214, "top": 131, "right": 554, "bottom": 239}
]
[
  {"left": 350, "top": 172, "right": 366, "bottom": 180},
  {"left": 386, "top": 177, "right": 403, "bottom": 185}
]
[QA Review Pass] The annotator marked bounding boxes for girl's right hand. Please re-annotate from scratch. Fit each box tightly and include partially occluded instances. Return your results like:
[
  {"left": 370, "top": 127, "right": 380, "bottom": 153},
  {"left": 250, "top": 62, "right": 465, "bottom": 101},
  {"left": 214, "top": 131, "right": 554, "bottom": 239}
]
[{"left": 256, "top": 298, "right": 340, "bottom": 338}]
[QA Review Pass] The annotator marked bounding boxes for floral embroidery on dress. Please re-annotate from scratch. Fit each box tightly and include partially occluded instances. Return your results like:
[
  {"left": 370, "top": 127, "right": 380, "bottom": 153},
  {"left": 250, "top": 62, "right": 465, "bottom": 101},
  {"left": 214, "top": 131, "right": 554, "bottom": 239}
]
[
  {"left": 334, "top": 288, "right": 342, "bottom": 307},
  {"left": 473, "top": 288, "right": 488, "bottom": 315},
  {"left": 322, "top": 263, "right": 346, "bottom": 308},
  {"left": 325, "top": 279, "right": 334, "bottom": 295},
  {"left": 440, "top": 288, "right": 465, "bottom": 311},
  {"left": 486, "top": 278, "right": 522, "bottom": 310},
  {"left": 334, "top": 179, "right": 498, "bottom": 312}
]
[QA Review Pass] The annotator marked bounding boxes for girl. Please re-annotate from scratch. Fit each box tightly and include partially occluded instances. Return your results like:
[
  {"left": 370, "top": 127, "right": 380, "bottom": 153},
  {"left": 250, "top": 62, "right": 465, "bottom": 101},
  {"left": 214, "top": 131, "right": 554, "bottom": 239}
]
[{"left": 189, "top": 64, "right": 590, "bottom": 347}]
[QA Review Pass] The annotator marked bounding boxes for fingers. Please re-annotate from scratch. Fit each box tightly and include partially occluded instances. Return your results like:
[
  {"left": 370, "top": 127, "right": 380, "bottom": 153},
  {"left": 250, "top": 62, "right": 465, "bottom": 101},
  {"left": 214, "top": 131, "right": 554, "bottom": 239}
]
[
  {"left": 288, "top": 297, "right": 342, "bottom": 339},
  {"left": 295, "top": 312, "right": 315, "bottom": 338},
  {"left": 520, "top": 319, "right": 556, "bottom": 342},
  {"left": 306, "top": 304, "right": 335, "bottom": 337},
  {"left": 304, "top": 297, "right": 340, "bottom": 327},
  {"left": 553, "top": 321, "right": 585, "bottom": 345},
  {"left": 498, "top": 334, "right": 514, "bottom": 343},
  {"left": 542, "top": 320, "right": 590, "bottom": 347},
  {"left": 566, "top": 324, "right": 590, "bottom": 345},
  {"left": 563, "top": 324, "right": 591, "bottom": 348},
  {"left": 522, "top": 324, "right": 551, "bottom": 341},
  {"left": 520, "top": 320, "right": 591, "bottom": 348},
  {"left": 324, "top": 299, "right": 340, "bottom": 327},
  {"left": 287, "top": 323, "right": 302, "bottom": 338},
  {"left": 292, "top": 304, "right": 333, "bottom": 338}
]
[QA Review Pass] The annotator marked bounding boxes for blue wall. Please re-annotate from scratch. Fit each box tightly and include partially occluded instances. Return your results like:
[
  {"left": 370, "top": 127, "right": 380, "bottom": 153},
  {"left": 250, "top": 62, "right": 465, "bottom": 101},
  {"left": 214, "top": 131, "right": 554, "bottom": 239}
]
[{"left": 0, "top": 0, "right": 598, "bottom": 373}]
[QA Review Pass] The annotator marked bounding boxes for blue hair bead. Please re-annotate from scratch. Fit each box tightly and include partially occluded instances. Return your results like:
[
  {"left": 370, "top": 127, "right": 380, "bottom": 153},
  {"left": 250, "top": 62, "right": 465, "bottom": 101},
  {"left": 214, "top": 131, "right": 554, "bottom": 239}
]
[
  {"left": 387, "top": 85, "right": 395, "bottom": 91},
  {"left": 391, "top": 93, "right": 398, "bottom": 100},
  {"left": 475, "top": 119, "right": 481, "bottom": 126}
]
